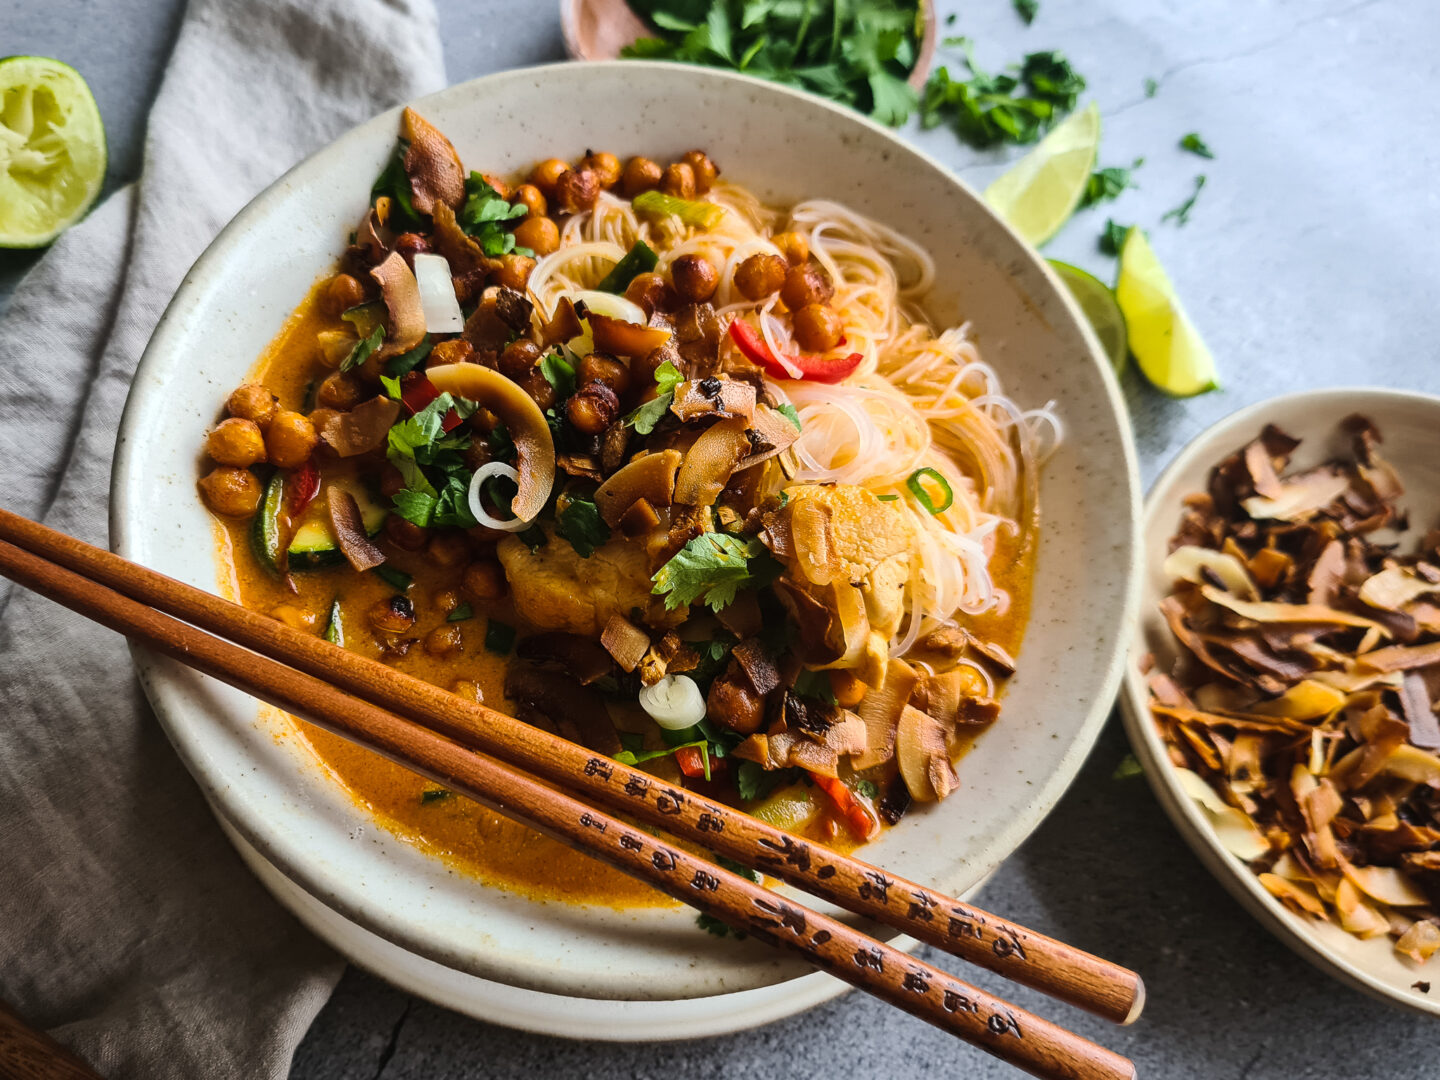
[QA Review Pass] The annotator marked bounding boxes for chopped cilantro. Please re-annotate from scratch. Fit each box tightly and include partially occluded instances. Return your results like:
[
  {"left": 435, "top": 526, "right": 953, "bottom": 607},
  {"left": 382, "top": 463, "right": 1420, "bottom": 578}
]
[
  {"left": 696, "top": 911, "right": 739, "bottom": 937},
  {"left": 616, "top": 738, "right": 708, "bottom": 770},
  {"left": 555, "top": 494, "right": 611, "bottom": 558},
  {"left": 1162, "top": 174, "right": 1207, "bottom": 226},
  {"left": 340, "top": 325, "right": 385, "bottom": 374},
  {"left": 736, "top": 760, "right": 787, "bottom": 802},
  {"left": 1144, "top": 77, "right": 1158, "bottom": 98},
  {"left": 793, "top": 668, "right": 838, "bottom": 704},
  {"left": 1013, "top": 0, "right": 1039, "bottom": 23},
  {"left": 539, "top": 352, "right": 576, "bottom": 399},
  {"left": 775, "top": 402, "right": 802, "bottom": 431},
  {"left": 1081, "top": 158, "right": 1143, "bottom": 208},
  {"left": 1180, "top": 132, "right": 1214, "bottom": 159},
  {"left": 447, "top": 602, "right": 474, "bottom": 622},
  {"left": 621, "top": 0, "right": 922, "bottom": 127},
  {"left": 459, "top": 172, "right": 531, "bottom": 257},
  {"left": 484, "top": 619, "right": 516, "bottom": 655},
  {"left": 373, "top": 565, "right": 412, "bottom": 592},
  {"left": 1100, "top": 218, "right": 1132, "bottom": 256},
  {"left": 652, "top": 532, "right": 781, "bottom": 612},
  {"left": 371, "top": 141, "right": 421, "bottom": 232},
  {"left": 623, "top": 359, "right": 685, "bottom": 435},
  {"left": 385, "top": 391, "right": 480, "bottom": 529},
  {"left": 919, "top": 44, "right": 1086, "bottom": 147},
  {"left": 379, "top": 374, "right": 403, "bottom": 400},
  {"left": 384, "top": 334, "right": 433, "bottom": 377},
  {"left": 855, "top": 779, "right": 880, "bottom": 799}
]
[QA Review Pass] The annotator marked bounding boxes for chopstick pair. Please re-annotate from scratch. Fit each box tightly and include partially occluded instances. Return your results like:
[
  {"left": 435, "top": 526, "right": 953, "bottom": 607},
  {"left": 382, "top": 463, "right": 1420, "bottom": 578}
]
[{"left": 0, "top": 508, "right": 1139, "bottom": 1080}]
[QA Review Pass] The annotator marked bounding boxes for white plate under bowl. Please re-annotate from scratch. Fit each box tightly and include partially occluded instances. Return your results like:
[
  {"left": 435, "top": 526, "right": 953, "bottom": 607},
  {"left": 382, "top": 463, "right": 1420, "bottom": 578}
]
[
  {"left": 112, "top": 60, "right": 1140, "bottom": 1015},
  {"left": 1119, "top": 386, "right": 1440, "bottom": 1016}
]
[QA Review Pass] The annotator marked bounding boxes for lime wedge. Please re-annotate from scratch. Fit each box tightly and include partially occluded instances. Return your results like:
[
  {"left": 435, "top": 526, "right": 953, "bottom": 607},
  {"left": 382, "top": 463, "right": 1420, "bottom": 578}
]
[
  {"left": 985, "top": 102, "right": 1100, "bottom": 247},
  {"left": 0, "top": 56, "right": 107, "bottom": 249},
  {"left": 1114, "top": 227, "right": 1219, "bottom": 397},
  {"left": 1049, "top": 259, "right": 1128, "bottom": 376}
]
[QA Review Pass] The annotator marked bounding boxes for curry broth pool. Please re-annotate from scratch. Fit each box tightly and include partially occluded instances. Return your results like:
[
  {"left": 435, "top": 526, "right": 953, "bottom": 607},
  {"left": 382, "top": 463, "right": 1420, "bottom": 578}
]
[{"left": 200, "top": 115, "right": 1050, "bottom": 908}]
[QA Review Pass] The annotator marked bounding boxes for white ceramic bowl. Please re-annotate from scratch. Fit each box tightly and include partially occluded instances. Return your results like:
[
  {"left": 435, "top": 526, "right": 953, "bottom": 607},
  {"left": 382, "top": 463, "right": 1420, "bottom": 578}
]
[
  {"left": 1119, "top": 387, "right": 1440, "bottom": 1016},
  {"left": 112, "top": 61, "right": 1140, "bottom": 1021}
]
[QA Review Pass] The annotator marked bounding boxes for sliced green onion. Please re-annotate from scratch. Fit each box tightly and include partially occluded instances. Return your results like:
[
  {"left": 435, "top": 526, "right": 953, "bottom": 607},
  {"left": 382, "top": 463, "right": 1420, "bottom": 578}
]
[
  {"left": 875, "top": 493, "right": 899, "bottom": 502},
  {"left": 447, "top": 602, "right": 474, "bottom": 622},
  {"left": 341, "top": 301, "right": 385, "bottom": 337},
  {"left": 322, "top": 598, "right": 344, "bottom": 646},
  {"left": 906, "top": 467, "right": 954, "bottom": 514},
  {"left": 631, "top": 190, "right": 724, "bottom": 230},
  {"left": 596, "top": 240, "right": 658, "bottom": 293},
  {"left": 373, "top": 564, "right": 413, "bottom": 591}
]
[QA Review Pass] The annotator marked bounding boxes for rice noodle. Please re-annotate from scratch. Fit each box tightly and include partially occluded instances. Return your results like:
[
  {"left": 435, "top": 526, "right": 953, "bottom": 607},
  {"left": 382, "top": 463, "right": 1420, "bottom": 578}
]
[{"left": 526, "top": 179, "right": 1058, "bottom": 656}]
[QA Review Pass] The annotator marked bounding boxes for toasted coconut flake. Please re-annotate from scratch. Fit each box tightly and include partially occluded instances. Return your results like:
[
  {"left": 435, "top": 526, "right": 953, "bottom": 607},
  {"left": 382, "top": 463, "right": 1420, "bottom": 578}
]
[
  {"left": 1395, "top": 920, "right": 1440, "bottom": 964},
  {"left": 1334, "top": 878, "right": 1393, "bottom": 938},
  {"left": 1164, "top": 545, "right": 1260, "bottom": 600},
  {"left": 1251, "top": 679, "right": 1346, "bottom": 720},
  {"left": 1259, "top": 873, "right": 1328, "bottom": 918},
  {"left": 1399, "top": 672, "right": 1440, "bottom": 748},
  {"left": 852, "top": 658, "right": 915, "bottom": 771},
  {"left": 1241, "top": 467, "right": 1351, "bottom": 522},
  {"left": 1381, "top": 743, "right": 1440, "bottom": 784},
  {"left": 594, "top": 450, "right": 682, "bottom": 526},
  {"left": 1357, "top": 640, "right": 1440, "bottom": 672},
  {"left": 400, "top": 107, "right": 465, "bottom": 215},
  {"left": 735, "top": 403, "right": 802, "bottom": 470},
  {"left": 600, "top": 615, "right": 650, "bottom": 673},
  {"left": 1200, "top": 584, "right": 1390, "bottom": 632},
  {"left": 370, "top": 251, "right": 427, "bottom": 358},
  {"left": 1361, "top": 567, "right": 1440, "bottom": 611},
  {"left": 1341, "top": 859, "right": 1430, "bottom": 907}
]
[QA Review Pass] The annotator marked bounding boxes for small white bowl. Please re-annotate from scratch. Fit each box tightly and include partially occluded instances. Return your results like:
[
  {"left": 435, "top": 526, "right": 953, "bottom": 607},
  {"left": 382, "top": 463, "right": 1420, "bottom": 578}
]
[{"left": 1119, "top": 386, "right": 1440, "bottom": 1015}]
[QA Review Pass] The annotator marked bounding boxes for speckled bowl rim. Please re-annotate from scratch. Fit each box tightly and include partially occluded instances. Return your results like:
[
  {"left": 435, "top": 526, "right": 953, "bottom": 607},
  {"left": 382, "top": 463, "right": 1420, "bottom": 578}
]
[
  {"left": 112, "top": 60, "right": 1141, "bottom": 1012},
  {"left": 1119, "top": 385, "right": 1440, "bottom": 1017}
]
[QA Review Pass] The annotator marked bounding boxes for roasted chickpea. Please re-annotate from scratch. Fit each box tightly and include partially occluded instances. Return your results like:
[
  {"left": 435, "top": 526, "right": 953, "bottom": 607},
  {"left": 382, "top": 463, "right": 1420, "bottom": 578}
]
[
  {"left": 384, "top": 512, "right": 429, "bottom": 551},
  {"left": 772, "top": 230, "right": 809, "bottom": 267},
  {"left": 427, "top": 530, "right": 470, "bottom": 569},
  {"left": 392, "top": 232, "right": 431, "bottom": 268},
  {"left": 828, "top": 669, "right": 867, "bottom": 708},
  {"left": 198, "top": 466, "right": 262, "bottom": 517},
  {"left": 379, "top": 462, "right": 407, "bottom": 498},
  {"left": 792, "top": 303, "right": 844, "bottom": 352},
  {"left": 553, "top": 168, "right": 600, "bottom": 215},
  {"left": 323, "top": 272, "right": 367, "bottom": 315},
  {"left": 580, "top": 151, "right": 622, "bottom": 189},
  {"left": 734, "top": 253, "right": 787, "bottom": 301},
  {"left": 205, "top": 417, "right": 267, "bottom": 467},
  {"left": 707, "top": 669, "right": 765, "bottom": 734},
  {"left": 433, "top": 588, "right": 462, "bottom": 615},
  {"left": 462, "top": 559, "right": 507, "bottom": 600},
  {"left": 428, "top": 338, "right": 473, "bottom": 367},
  {"left": 578, "top": 352, "right": 631, "bottom": 396},
  {"left": 316, "top": 371, "right": 364, "bottom": 411},
  {"left": 659, "top": 161, "right": 695, "bottom": 199},
  {"left": 669, "top": 254, "right": 718, "bottom": 303},
  {"left": 512, "top": 215, "right": 560, "bottom": 258},
  {"left": 481, "top": 173, "right": 511, "bottom": 201},
  {"left": 623, "top": 271, "right": 676, "bottom": 317},
  {"left": 451, "top": 679, "right": 484, "bottom": 703},
  {"left": 489, "top": 253, "right": 536, "bottom": 292},
  {"left": 367, "top": 594, "right": 416, "bottom": 634},
  {"left": 424, "top": 623, "right": 464, "bottom": 657},
  {"left": 566, "top": 381, "right": 620, "bottom": 435},
  {"left": 528, "top": 158, "right": 568, "bottom": 199},
  {"left": 227, "top": 384, "right": 278, "bottom": 429},
  {"left": 462, "top": 439, "right": 494, "bottom": 473},
  {"left": 511, "top": 183, "right": 547, "bottom": 218},
  {"left": 269, "top": 604, "right": 318, "bottom": 633},
  {"left": 494, "top": 341, "right": 538, "bottom": 383},
  {"left": 780, "top": 262, "right": 834, "bottom": 311},
  {"left": 622, "top": 156, "right": 662, "bottom": 197},
  {"left": 264, "top": 410, "right": 318, "bottom": 469},
  {"left": 681, "top": 150, "right": 719, "bottom": 193},
  {"left": 519, "top": 368, "right": 557, "bottom": 411}
]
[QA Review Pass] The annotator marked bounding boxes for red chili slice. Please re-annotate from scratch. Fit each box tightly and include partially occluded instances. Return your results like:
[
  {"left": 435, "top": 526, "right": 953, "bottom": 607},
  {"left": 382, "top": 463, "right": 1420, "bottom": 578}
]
[
  {"left": 400, "top": 372, "right": 462, "bottom": 431},
  {"left": 287, "top": 458, "right": 321, "bottom": 517},
  {"left": 726, "top": 318, "right": 861, "bottom": 384}
]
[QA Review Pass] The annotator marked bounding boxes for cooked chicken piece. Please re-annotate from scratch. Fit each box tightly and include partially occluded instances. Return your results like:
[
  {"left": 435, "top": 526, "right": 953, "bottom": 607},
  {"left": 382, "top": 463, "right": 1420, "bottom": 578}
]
[{"left": 497, "top": 527, "right": 682, "bottom": 637}]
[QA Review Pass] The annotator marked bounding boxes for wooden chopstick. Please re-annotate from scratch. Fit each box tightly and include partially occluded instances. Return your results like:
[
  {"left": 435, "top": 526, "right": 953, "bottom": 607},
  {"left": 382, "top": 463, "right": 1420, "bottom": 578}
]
[
  {"left": 0, "top": 999, "right": 105, "bottom": 1080},
  {"left": 0, "top": 528, "right": 1138, "bottom": 1080},
  {"left": 0, "top": 506, "right": 1143, "bottom": 1026},
  {"left": 0, "top": 532, "right": 1135, "bottom": 1080}
]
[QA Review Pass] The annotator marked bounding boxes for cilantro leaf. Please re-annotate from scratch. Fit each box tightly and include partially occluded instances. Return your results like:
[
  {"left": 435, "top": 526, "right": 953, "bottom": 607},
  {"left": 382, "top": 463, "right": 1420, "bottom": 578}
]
[
  {"left": 624, "top": 359, "right": 685, "bottom": 435},
  {"left": 1013, "top": 0, "right": 1039, "bottom": 23},
  {"left": 736, "top": 760, "right": 787, "bottom": 802},
  {"left": 1081, "top": 158, "right": 1143, "bottom": 208},
  {"left": 384, "top": 334, "right": 433, "bottom": 377},
  {"left": 775, "top": 402, "right": 802, "bottom": 430},
  {"left": 1180, "top": 132, "right": 1214, "bottom": 159},
  {"left": 379, "top": 374, "right": 403, "bottom": 400},
  {"left": 696, "top": 912, "right": 738, "bottom": 937},
  {"left": 793, "top": 669, "right": 838, "bottom": 704},
  {"left": 539, "top": 352, "right": 576, "bottom": 399},
  {"left": 1161, "top": 175, "right": 1207, "bottom": 226},
  {"left": 652, "top": 532, "right": 781, "bottom": 612},
  {"left": 459, "top": 172, "right": 530, "bottom": 257},
  {"left": 340, "top": 325, "right": 385, "bottom": 373},
  {"left": 919, "top": 45, "right": 1085, "bottom": 147},
  {"left": 1144, "top": 77, "right": 1158, "bottom": 98},
  {"left": 1099, "top": 218, "right": 1132, "bottom": 256},
  {"left": 555, "top": 495, "right": 611, "bottom": 558},
  {"left": 855, "top": 779, "right": 880, "bottom": 799}
]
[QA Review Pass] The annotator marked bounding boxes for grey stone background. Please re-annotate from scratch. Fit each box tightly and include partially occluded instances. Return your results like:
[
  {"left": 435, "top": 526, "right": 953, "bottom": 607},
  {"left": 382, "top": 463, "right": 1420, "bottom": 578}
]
[{"left": 5, "top": 0, "right": 1438, "bottom": 1076}]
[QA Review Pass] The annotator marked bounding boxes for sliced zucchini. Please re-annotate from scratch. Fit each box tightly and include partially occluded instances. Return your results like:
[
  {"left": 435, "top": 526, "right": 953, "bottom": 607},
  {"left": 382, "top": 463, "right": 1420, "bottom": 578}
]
[
  {"left": 251, "top": 473, "right": 388, "bottom": 572},
  {"left": 322, "top": 598, "right": 344, "bottom": 646}
]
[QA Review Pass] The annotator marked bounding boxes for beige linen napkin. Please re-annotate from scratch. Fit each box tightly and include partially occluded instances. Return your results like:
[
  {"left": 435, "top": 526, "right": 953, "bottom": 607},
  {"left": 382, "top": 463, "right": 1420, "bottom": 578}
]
[{"left": 0, "top": 0, "right": 444, "bottom": 1075}]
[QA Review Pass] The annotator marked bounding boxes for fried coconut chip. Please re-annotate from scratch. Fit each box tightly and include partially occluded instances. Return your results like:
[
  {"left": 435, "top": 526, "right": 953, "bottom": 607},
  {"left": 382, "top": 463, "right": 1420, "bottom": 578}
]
[{"left": 1151, "top": 417, "right": 1440, "bottom": 961}]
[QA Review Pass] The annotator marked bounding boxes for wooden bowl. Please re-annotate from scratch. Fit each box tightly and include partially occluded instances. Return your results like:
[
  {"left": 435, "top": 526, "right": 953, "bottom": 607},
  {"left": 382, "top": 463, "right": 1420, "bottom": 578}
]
[{"left": 560, "top": 0, "right": 938, "bottom": 92}]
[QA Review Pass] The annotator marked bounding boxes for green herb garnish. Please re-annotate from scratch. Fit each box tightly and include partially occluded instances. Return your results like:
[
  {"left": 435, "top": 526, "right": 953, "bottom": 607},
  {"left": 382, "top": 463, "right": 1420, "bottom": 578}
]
[
  {"left": 631, "top": 190, "right": 725, "bottom": 230},
  {"left": 652, "top": 532, "right": 782, "bottom": 612},
  {"left": 793, "top": 668, "right": 838, "bottom": 704},
  {"left": 384, "top": 334, "right": 433, "bottom": 377},
  {"left": 716, "top": 855, "right": 759, "bottom": 884},
  {"left": 919, "top": 44, "right": 1086, "bottom": 147},
  {"left": 459, "top": 172, "right": 532, "bottom": 257},
  {"left": 371, "top": 141, "right": 421, "bottom": 232},
  {"left": 876, "top": 493, "right": 899, "bottom": 502},
  {"left": 447, "top": 603, "right": 474, "bottom": 623},
  {"left": 1013, "top": 0, "right": 1039, "bottom": 24},
  {"left": 622, "top": 0, "right": 923, "bottom": 128},
  {"left": 1081, "top": 158, "right": 1143, "bottom": 208},
  {"left": 736, "top": 760, "right": 787, "bottom": 802},
  {"left": 1144, "top": 77, "right": 1158, "bottom": 98},
  {"left": 484, "top": 619, "right": 517, "bottom": 655},
  {"left": 1100, "top": 218, "right": 1132, "bottom": 256},
  {"left": 596, "top": 240, "right": 659, "bottom": 293},
  {"left": 340, "top": 325, "right": 385, "bottom": 374},
  {"left": 696, "top": 911, "right": 739, "bottom": 937},
  {"left": 775, "top": 402, "right": 802, "bottom": 431},
  {"left": 385, "top": 391, "right": 480, "bottom": 530},
  {"left": 539, "top": 351, "right": 576, "bottom": 399},
  {"left": 906, "top": 467, "right": 954, "bottom": 514},
  {"left": 555, "top": 494, "right": 611, "bottom": 558},
  {"left": 1162, "top": 174, "right": 1206, "bottom": 226},
  {"left": 322, "top": 598, "right": 343, "bottom": 647},
  {"left": 623, "top": 359, "right": 685, "bottom": 434},
  {"left": 1179, "top": 132, "right": 1214, "bottom": 159},
  {"left": 373, "top": 565, "right": 412, "bottom": 592},
  {"left": 855, "top": 779, "right": 880, "bottom": 799}
]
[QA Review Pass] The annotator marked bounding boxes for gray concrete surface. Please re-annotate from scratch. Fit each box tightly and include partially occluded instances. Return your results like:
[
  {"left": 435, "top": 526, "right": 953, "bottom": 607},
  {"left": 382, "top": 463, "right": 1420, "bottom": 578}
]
[{"left": 5, "top": 0, "right": 1438, "bottom": 1076}]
